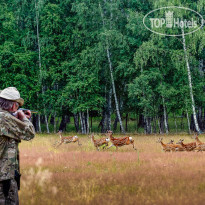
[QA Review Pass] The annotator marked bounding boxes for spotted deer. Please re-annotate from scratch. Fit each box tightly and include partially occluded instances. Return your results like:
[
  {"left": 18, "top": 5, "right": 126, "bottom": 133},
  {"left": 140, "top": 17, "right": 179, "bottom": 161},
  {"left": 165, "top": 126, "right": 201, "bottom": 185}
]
[
  {"left": 106, "top": 130, "right": 137, "bottom": 151},
  {"left": 54, "top": 131, "right": 82, "bottom": 148},
  {"left": 176, "top": 139, "right": 196, "bottom": 151},
  {"left": 90, "top": 133, "right": 110, "bottom": 151}
]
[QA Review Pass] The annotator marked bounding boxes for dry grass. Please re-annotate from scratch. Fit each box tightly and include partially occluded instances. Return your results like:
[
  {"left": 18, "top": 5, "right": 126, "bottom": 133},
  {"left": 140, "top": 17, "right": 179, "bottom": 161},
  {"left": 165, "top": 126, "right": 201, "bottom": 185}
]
[{"left": 19, "top": 133, "right": 205, "bottom": 205}]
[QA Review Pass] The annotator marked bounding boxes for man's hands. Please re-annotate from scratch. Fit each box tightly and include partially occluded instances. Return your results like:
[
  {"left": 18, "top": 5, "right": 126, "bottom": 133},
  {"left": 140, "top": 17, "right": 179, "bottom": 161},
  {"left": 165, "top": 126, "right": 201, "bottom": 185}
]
[
  {"left": 15, "top": 110, "right": 31, "bottom": 121},
  {"left": 23, "top": 110, "right": 31, "bottom": 119}
]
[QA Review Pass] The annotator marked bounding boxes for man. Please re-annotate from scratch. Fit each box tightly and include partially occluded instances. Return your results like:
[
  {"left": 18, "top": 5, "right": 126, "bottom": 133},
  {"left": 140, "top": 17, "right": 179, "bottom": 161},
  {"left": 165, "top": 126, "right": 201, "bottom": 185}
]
[{"left": 0, "top": 87, "right": 35, "bottom": 205}]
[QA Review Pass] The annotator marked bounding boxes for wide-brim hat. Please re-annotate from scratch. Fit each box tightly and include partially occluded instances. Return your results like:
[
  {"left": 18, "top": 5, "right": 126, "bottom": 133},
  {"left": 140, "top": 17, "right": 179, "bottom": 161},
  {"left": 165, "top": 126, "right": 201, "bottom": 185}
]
[{"left": 0, "top": 87, "right": 24, "bottom": 106}]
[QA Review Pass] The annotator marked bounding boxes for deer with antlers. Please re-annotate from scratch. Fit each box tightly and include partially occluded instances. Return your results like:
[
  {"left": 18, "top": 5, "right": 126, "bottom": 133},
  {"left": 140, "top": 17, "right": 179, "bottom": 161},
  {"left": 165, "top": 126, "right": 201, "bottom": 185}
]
[
  {"left": 176, "top": 139, "right": 196, "bottom": 151},
  {"left": 90, "top": 133, "right": 110, "bottom": 151},
  {"left": 53, "top": 131, "right": 82, "bottom": 148},
  {"left": 106, "top": 130, "right": 137, "bottom": 151}
]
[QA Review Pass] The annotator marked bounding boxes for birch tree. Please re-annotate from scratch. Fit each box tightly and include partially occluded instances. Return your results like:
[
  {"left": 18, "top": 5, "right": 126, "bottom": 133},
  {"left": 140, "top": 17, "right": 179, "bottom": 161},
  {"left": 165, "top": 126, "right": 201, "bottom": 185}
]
[{"left": 181, "top": 29, "right": 201, "bottom": 133}]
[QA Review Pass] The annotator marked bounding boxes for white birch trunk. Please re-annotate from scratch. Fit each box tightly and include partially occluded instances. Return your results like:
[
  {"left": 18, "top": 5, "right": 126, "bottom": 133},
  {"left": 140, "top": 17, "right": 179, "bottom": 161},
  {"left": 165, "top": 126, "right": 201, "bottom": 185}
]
[
  {"left": 38, "top": 114, "right": 41, "bottom": 133},
  {"left": 79, "top": 112, "right": 86, "bottom": 134},
  {"left": 82, "top": 112, "right": 86, "bottom": 134},
  {"left": 99, "top": 3, "right": 125, "bottom": 133},
  {"left": 162, "top": 96, "right": 168, "bottom": 134},
  {"left": 44, "top": 110, "right": 49, "bottom": 133},
  {"left": 107, "top": 88, "right": 112, "bottom": 130},
  {"left": 106, "top": 47, "right": 125, "bottom": 133},
  {"left": 36, "top": 0, "right": 50, "bottom": 133},
  {"left": 186, "top": 109, "right": 191, "bottom": 134},
  {"left": 86, "top": 109, "right": 89, "bottom": 134},
  {"left": 182, "top": 29, "right": 201, "bottom": 133},
  {"left": 79, "top": 112, "right": 83, "bottom": 134}
]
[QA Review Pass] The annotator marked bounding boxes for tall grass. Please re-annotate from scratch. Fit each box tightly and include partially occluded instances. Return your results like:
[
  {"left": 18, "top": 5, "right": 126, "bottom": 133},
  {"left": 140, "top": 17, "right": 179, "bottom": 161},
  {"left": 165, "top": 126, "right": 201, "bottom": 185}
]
[{"left": 19, "top": 133, "right": 205, "bottom": 205}]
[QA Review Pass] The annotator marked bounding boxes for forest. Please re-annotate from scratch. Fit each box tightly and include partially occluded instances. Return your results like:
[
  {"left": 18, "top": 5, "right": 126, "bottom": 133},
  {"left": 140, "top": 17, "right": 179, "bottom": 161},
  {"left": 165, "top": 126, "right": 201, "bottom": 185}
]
[{"left": 0, "top": 0, "right": 204, "bottom": 134}]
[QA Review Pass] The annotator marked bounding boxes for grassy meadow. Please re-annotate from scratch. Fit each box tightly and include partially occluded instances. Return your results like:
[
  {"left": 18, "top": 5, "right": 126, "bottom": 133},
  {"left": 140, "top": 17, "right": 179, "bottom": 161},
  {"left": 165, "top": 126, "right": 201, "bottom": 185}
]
[{"left": 19, "top": 133, "right": 205, "bottom": 205}]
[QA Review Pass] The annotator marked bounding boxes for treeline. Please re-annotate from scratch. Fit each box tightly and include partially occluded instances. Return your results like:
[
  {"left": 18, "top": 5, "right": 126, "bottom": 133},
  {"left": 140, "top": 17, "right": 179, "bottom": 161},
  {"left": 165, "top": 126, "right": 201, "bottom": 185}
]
[{"left": 0, "top": 0, "right": 204, "bottom": 134}]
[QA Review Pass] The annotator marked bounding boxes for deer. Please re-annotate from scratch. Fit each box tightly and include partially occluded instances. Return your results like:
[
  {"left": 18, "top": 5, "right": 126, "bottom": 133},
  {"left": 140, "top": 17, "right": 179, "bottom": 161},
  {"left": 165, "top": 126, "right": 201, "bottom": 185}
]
[
  {"left": 167, "top": 139, "right": 174, "bottom": 144},
  {"left": 156, "top": 138, "right": 185, "bottom": 152},
  {"left": 156, "top": 138, "right": 174, "bottom": 152},
  {"left": 176, "top": 139, "right": 196, "bottom": 151},
  {"left": 168, "top": 139, "right": 186, "bottom": 152},
  {"left": 89, "top": 133, "right": 110, "bottom": 151},
  {"left": 105, "top": 130, "right": 137, "bottom": 151},
  {"left": 192, "top": 134, "right": 205, "bottom": 152},
  {"left": 192, "top": 134, "right": 204, "bottom": 145},
  {"left": 53, "top": 131, "right": 82, "bottom": 148}
]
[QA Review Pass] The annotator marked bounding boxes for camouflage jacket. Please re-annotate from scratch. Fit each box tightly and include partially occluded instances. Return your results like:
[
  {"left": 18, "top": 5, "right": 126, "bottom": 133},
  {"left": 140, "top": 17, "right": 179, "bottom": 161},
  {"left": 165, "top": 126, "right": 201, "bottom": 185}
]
[{"left": 0, "top": 108, "right": 35, "bottom": 181}]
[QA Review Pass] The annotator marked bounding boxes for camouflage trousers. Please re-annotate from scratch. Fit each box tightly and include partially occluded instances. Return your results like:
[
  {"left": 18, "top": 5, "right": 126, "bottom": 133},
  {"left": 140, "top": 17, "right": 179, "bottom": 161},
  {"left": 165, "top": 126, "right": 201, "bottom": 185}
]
[{"left": 0, "top": 179, "right": 19, "bottom": 205}]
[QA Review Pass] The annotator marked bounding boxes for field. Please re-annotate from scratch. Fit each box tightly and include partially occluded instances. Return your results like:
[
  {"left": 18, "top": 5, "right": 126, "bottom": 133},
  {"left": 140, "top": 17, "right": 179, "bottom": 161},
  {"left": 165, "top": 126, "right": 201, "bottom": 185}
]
[{"left": 19, "top": 133, "right": 205, "bottom": 205}]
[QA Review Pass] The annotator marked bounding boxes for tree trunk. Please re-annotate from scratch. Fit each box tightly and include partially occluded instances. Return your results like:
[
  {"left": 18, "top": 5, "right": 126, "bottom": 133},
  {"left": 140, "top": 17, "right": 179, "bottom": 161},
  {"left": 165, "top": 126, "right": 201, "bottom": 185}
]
[
  {"left": 35, "top": 0, "right": 42, "bottom": 77},
  {"left": 182, "top": 29, "right": 201, "bottom": 133},
  {"left": 53, "top": 111, "right": 56, "bottom": 133},
  {"left": 106, "top": 88, "right": 112, "bottom": 131},
  {"left": 174, "top": 113, "right": 177, "bottom": 133},
  {"left": 203, "top": 108, "right": 205, "bottom": 131},
  {"left": 38, "top": 114, "right": 41, "bottom": 133},
  {"left": 82, "top": 112, "right": 86, "bottom": 134},
  {"left": 56, "top": 117, "right": 60, "bottom": 130},
  {"left": 162, "top": 97, "right": 168, "bottom": 134},
  {"left": 160, "top": 115, "right": 164, "bottom": 134},
  {"left": 113, "top": 115, "right": 119, "bottom": 131},
  {"left": 86, "top": 109, "right": 89, "bottom": 134},
  {"left": 186, "top": 109, "right": 191, "bottom": 134},
  {"left": 32, "top": 114, "right": 39, "bottom": 132},
  {"left": 98, "top": 110, "right": 106, "bottom": 133},
  {"left": 74, "top": 113, "right": 79, "bottom": 132},
  {"left": 137, "top": 114, "right": 144, "bottom": 129},
  {"left": 99, "top": 88, "right": 112, "bottom": 133},
  {"left": 198, "top": 107, "right": 203, "bottom": 130},
  {"left": 153, "top": 116, "right": 157, "bottom": 134},
  {"left": 125, "top": 113, "right": 128, "bottom": 132},
  {"left": 181, "top": 115, "right": 184, "bottom": 131},
  {"left": 106, "top": 47, "right": 125, "bottom": 133},
  {"left": 145, "top": 116, "right": 152, "bottom": 134},
  {"left": 36, "top": 0, "right": 49, "bottom": 134},
  {"left": 157, "top": 117, "right": 162, "bottom": 134},
  {"left": 35, "top": 0, "right": 42, "bottom": 134},
  {"left": 44, "top": 113, "right": 49, "bottom": 133},
  {"left": 59, "top": 115, "right": 69, "bottom": 132},
  {"left": 99, "top": 2, "right": 125, "bottom": 133},
  {"left": 79, "top": 112, "right": 83, "bottom": 133},
  {"left": 91, "top": 115, "right": 93, "bottom": 131},
  {"left": 144, "top": 116, "right": 147, "bottom": 134},
  {"left": 79, "top": 112, "right": 87, "bottom": 134}
]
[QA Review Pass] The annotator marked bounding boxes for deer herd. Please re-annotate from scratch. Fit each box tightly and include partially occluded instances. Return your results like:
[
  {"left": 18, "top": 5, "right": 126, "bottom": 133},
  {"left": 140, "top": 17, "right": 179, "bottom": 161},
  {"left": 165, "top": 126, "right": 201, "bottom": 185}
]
[
  {"left": 54, "top": 130, "right": 204, "bottom": 152},
  {"left": 54, "top": 130, "right": 137, "bottom": 151},
  {"left": 157, "top": 135, "right": 205, "bottom": 152}
]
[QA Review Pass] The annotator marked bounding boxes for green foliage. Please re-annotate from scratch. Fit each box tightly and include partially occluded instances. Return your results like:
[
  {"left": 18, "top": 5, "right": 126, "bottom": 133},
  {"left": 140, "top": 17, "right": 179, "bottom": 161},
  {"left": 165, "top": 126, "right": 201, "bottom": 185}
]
[{"left": 0, "top": 0, "right": 204, "bottom": 132}]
